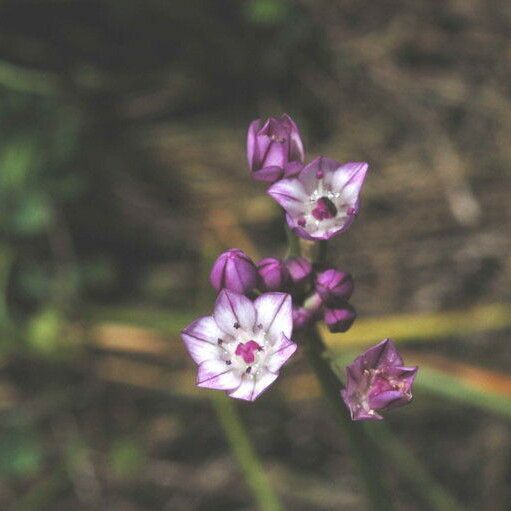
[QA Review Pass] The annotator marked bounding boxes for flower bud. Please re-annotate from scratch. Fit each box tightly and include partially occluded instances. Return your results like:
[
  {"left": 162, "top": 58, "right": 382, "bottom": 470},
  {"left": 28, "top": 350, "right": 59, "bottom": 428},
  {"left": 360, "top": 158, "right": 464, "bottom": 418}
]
[
  {"left": 285, "top": 257, "right": 312, "bottom": 286},
  {"left": 292, "top": 306, "right": 315, "bottom": 330},
  {"left": 247, "top": 114, "right": 305, "bottom": 183},
  {"left": 323, "top": 302, "right": 356, "bottom": 333},
  {"left": 341, "top": 339, "right": 418, "bottom": 420},
  {"left": 315, "top": 269, "right": 354, "bottom": 303},
  {"left": 257, "top": 258, "right": 289, "bottom": 291},
  {"left": 210, "top": 249, "right": 258, "bottom": 295}
]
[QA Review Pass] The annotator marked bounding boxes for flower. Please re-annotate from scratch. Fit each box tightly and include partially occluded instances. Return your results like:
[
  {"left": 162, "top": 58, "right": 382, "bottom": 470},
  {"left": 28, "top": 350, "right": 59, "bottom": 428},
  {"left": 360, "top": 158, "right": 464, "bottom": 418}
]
[
  {"left": 323, "top": 302, "right": 356, "bottom": 333},
  {"left": 181, "top": 289, "right": 297, "bottom": 401},
  {"left": 267, "top": 156, "right": 368, "bottom": 240},
  {"left": 247, "top": 114, "right": 305, "bottom": 183},
  {"left": 315, "top": 269, "right": 354, "bottom": 303},
  {"left": 210, "top": 249, "right": 258, "bottom": 295},
  {"left": 257, "top": 258, "right": 290, "bottom": 291},
  {"left": 341, "top": 339, "right": 418, "bottom": 420},
  {"left": 285, "top": 256, "right": 312, "bottom": 287}
]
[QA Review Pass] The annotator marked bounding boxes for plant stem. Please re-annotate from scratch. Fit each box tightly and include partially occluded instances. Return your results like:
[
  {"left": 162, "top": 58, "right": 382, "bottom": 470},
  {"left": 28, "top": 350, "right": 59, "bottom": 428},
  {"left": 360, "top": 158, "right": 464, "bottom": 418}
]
[
  {"left": 211, "top": 393, "right": 284, "bottom": 511},
  {"left": 302, "top": 327, "right": 394, "bottom": 511}
]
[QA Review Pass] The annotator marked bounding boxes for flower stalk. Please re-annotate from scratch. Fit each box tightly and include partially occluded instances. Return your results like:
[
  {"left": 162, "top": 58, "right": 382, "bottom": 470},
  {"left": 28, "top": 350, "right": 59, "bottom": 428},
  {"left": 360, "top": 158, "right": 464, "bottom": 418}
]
[{"left": 301, "top": 326, "right": 394, "bottom": 511}]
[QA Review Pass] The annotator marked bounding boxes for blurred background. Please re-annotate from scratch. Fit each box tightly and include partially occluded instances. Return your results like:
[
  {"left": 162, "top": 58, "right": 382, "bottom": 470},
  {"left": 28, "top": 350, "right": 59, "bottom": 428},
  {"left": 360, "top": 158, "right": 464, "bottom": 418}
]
[{"left": 0, "top": 0, "right": 510, "bottom": 509}]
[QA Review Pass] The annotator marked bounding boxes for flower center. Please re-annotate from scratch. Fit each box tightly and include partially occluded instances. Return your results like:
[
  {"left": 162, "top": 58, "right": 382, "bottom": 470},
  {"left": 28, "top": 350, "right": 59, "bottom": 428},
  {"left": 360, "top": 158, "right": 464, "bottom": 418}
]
[
  {"left": 235, "top": 340, "right": 262, "bottom": 364},
  {"left": 311, "top": 197, "right": 337, "bottom": 221}
]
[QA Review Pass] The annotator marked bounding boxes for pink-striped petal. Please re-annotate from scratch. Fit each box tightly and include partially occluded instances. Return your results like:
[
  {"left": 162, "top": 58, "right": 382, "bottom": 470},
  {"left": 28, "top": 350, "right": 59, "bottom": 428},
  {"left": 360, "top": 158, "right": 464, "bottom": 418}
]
[
  {"left": 213, "top": 289, "right": 256, "bottom": 336},
  {"left": 254, "top": 293, "right": 293, "bottom": 340},
  {"left": 227, "top": 370, "right": 278, "bottom": 401},
  {"left": 266, "top": 334, "right": 297, "bottom": 372},
  {"left": 267, "top": 179, "right": 307, "bottom": 216},
  {"left": 181, "top": 316, "right": 223, "bottom": 364},
  {"left": 197, "top": 359, "right": 242, "bottom": 390}
]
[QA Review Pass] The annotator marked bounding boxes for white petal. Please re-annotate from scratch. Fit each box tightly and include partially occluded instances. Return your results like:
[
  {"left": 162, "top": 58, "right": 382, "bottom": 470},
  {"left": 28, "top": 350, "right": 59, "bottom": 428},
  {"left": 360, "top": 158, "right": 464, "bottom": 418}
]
[
  {"left": 299, "top": 156, "right": 341, "bottom": 194},
  {"left": 267, "top": 178, "right": 308, "bottom": 216},
  {"left": 254, "top": 293, "right": 293, "bottom": 340},
  {"left": 197, "top": 359, "right": 242, "bottom": 390},
  {"left": 266, "top": 334, "right": 297, "bottom": 372},
  {"left": 227, "top": 370, "right": 278, "bottom": 401},
  {"left": 181, "top": 316, "right": 224, "bottom": 364},
  {"left": 213, "top": 289, "right": 256, "bottom": 336},
  {"left": 331, "top": 162, "right": 368, "bottom": 197}
]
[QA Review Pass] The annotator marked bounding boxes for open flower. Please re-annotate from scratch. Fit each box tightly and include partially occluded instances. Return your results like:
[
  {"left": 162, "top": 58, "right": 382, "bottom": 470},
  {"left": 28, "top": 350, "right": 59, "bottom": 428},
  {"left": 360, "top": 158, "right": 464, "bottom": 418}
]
[
  {"left": 181, "top": 289, "right": 297, "bottom": 401},
  {"left": 247, "top": 114, "right": 305, "bottom": 183},
  {"left": 341, "top": 339, "right": 418, "bottom": 420},
  {"left": 268, "top": 157, "right": 368, "bottom": 240}
]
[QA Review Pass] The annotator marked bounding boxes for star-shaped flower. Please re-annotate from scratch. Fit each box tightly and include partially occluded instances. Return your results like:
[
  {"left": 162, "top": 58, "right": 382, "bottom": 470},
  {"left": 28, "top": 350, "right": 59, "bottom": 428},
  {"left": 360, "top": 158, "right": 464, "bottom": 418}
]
[
  {"left": 268, "top": 156, "right": 368, "bottom": 240},
  {"left": 181, "top": 290, "right": 297, "bottom": 401},
  {"left": 341, "top": 339, "right": 418, "bottom": 420}
]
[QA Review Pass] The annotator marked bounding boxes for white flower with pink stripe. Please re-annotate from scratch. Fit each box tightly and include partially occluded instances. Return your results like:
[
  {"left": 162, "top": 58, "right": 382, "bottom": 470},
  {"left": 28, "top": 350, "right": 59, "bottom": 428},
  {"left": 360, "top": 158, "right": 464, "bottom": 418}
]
[{"left": 181, "top": 289, "right": 297, "bottom": 401}]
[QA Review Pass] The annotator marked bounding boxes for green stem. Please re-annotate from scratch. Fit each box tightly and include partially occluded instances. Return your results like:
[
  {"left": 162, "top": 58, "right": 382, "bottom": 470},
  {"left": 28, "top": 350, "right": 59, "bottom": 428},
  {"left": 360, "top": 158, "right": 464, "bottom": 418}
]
[
  {"left": 211, "top": 393, "right": 284, "bottom": 511},
  {"left": 285, "top": 224, "right": 300, "bottom": 258},
  {"left": 303, "top": 328, "right": 394, "bottom": 511}
]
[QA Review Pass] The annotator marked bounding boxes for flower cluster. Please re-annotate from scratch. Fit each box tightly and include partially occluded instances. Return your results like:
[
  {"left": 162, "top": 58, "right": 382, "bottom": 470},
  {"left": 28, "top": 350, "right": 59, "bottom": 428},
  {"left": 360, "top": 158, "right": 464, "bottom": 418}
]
[
  {"left": 209, "top": 248, "right": 356, "bottom": 334},
  {"left": 181, "top": 114, "right": 417, "bottom": 419}
]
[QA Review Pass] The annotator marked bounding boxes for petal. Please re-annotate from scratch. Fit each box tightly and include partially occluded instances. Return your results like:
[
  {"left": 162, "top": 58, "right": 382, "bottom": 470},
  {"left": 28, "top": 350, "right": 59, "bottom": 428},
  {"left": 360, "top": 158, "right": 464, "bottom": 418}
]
[
  {"left": 247, "top": 119, "right": 262, "bottom": 169},
  {"left": 252, "top": 165, "right": 284, "bottom": 183},
  {"left": 254, "top": 292, "right": 293, "bottom": 340},
  {"left": 266, "top": 334, "right": 297, "bottom": 372},
  {"left": 264, "top": 140, "right": 288, "bottom": 168},
  {"left": 227, "top": 370, "right": 278, "bottom": 401},
  {"left": 197, "top": 359, "right": 242, "bottom": 390},
  {"left": 181, "top": 316, "right": 224, "bottom": 364},
  {"left": 213, "top": 289, "right": 256, "bottom": 336},
  {"left": 299, "top": 156, "right": 341, "bottom": 194},
  {"left": 331, "top": 162, "right": 368, "bottom": 201},
  {"left": 281, "top": 114, "right": 304, "bottom": 163},
  {"left": 267, "top": 178, "right": 308, "bottom": 216}
]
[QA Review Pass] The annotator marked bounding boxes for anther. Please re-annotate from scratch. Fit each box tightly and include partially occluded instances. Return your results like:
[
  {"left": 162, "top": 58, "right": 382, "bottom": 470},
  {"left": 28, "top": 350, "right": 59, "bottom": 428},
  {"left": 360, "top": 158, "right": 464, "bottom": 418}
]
[
  {"left": 226, "top": 360, "right": 232, "bottom": 365},
  {"left": 233, "top": 322, "right": 240, "bottom": 329}
]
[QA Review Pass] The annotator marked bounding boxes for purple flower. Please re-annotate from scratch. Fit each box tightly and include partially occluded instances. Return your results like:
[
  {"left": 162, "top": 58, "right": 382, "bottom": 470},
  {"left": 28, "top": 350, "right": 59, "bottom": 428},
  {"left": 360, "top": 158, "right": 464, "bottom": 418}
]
[
  {"left": 268, "top": 157, "right": 368, "bottom": 240},
  {"left": 341, "top": 339, "right": 418, "bottom": 420},
  {"left": 181, "top": 290, "right": 297, "bottom": 401},
  {"left": 210, "top": 249, "right": 258, "bottom": 295},
  {"left": 323, "top": 302, "right": 356, "bottom": 333},
  {"left": 257, "top": 258, "right": 290, "bottom": 291},
  {"left": 247, "top": 114, "right": 305, "bottom": 183},
  {"left": 316, "top": 269, "right": 354, "bottom": 303},
  {"left": 285, "top": 257, "right": 312, "bottom": 286}
]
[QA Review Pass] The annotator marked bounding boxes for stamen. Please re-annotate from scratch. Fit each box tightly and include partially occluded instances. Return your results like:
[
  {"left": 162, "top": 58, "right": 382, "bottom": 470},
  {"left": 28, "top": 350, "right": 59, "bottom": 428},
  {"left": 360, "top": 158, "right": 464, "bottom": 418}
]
[
  {"left": 233, "top": 322, "right": 240, "bottom": 329},
  {"left": 226, "top": 360, "right": 232, "bottom": 365},
  {"left": 246, "top": 366, "right": 252, "bottom": 374},
  {"left": 217, "top": 339, "right": 223, "bottom": 345}
]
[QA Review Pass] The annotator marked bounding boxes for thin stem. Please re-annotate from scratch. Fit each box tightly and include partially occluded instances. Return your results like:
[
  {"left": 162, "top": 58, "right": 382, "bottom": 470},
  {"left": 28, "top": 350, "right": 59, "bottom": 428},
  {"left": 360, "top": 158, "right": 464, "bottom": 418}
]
[
  {"left": 302, "top": 328, "right": 394, "bottom": 511},
  {"left": 284, "top": 223, "right": 300, "bottom": 258},
  {"left": 211, "top": 393, "right": 284, "bottom": 511}
]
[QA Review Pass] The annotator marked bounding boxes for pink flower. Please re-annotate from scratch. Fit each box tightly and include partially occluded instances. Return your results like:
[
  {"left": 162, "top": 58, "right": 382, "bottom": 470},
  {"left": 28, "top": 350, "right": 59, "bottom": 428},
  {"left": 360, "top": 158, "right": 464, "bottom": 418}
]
[
  {"left": 247, "top": 114, "right": 305, "bottom": 183},
  {"left": 341, "top": 339, "right": 418, "bottom": 420},
  {"left": 268, "top": 157, "right": 368, "bottom": 240},
  {"left": 181, "top": 290, "right": 297, "bottom": 401},
  {"left": 209, "top": 249, "right": 258, "bottom": 295}
]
